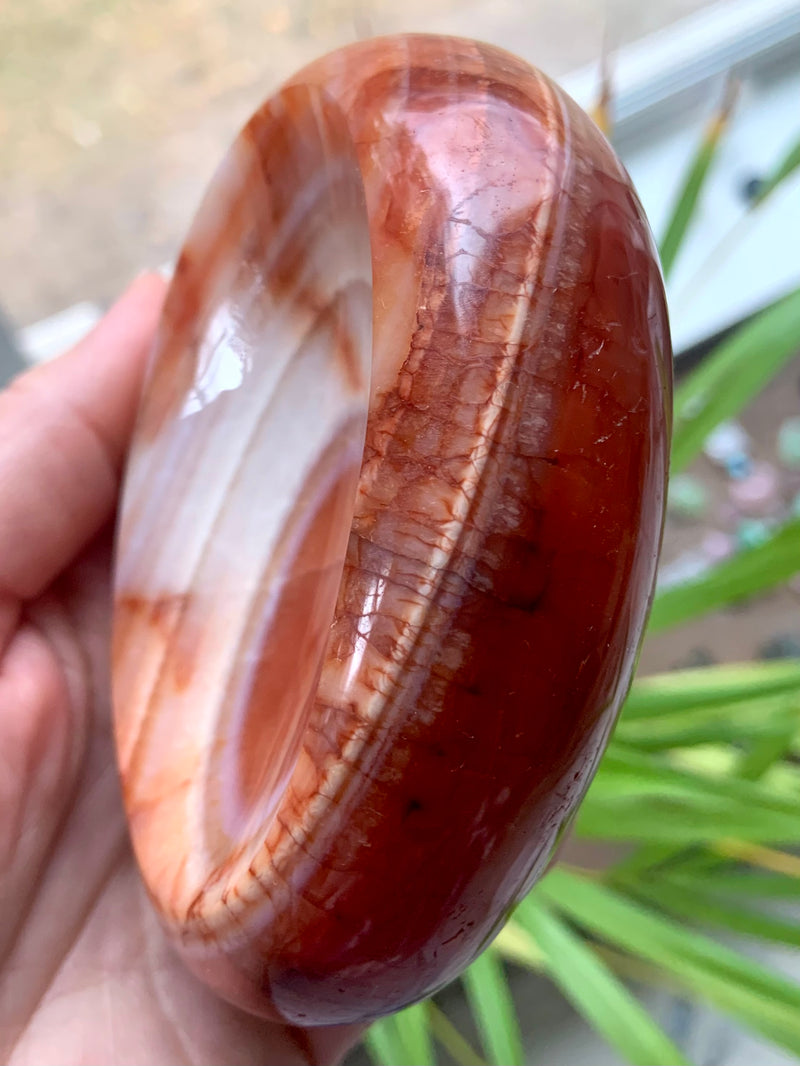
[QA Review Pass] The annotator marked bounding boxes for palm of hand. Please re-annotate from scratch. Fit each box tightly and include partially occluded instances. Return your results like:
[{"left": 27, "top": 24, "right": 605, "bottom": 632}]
[{"left": 0, "top": 279, "right": 356, "bottom": 1066}]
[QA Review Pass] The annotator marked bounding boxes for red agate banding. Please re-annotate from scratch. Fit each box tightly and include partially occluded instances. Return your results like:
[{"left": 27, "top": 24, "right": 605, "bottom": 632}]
[{"left": 112, "top": 34, "right": 671, "bottom": 1026}]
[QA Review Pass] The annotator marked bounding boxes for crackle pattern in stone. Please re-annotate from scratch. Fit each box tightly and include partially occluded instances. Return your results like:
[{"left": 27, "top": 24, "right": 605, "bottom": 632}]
[{"left": 113, "top": 36, "right": 672, "bottom": 1026}]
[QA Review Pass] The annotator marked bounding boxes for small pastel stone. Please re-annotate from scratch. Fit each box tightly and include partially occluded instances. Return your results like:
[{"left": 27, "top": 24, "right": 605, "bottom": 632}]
[
  {"left": 724, "top": 452, "right": 753, "bottom": 480},
  {"left": 701, "top": 529, "right": 735, "bottom": 563},
  {"left": 704, "top": 420, "right": 751, "bottom": 466},
  {"left": 667, "top": 473, "right": 708, "bottom": 518},
  {"left": 735, "top": 518, "right": 771, "bottom": 550},
  {"left": 728, "top": 461, "right": 781, "bottom": 516},
  {"left": 758, "top": 634, "right": 800, "bottom": 661},
  {"left": 777, "top": 416, "right": 800, "bottom": 470}
]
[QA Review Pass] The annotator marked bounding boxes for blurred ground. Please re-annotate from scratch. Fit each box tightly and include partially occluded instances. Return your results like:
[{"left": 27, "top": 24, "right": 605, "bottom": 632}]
[
  {"left": 2, "top": 0, "right": 712, "bottom": 327},
  {"left": 1, "top": 0, "right": 798, "bottom": 671}
]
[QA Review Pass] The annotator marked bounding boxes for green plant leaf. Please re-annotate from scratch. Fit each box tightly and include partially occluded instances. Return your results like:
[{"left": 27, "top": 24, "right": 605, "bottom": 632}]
[
  {"left": 593, "top": 745, "right": 800, "bottom": 820},
  {"left": 673, "top": 869, "right": 800, "bottom": 900},
  {"left": 737, "top": 718, "right": 799, "bottom": 780},
  {"left": 365, "top": 1003, "right": 435, "bottom": 1066},
  {"left": 515, "top": 895, "right": 687, "bottom": 1064},
  {"left": 711, "top": 839, "right": 800, "bottom": 879},
  {"left": 648, "top": 517, "right": 800, "bottom": 633},
  {"left": 578, "top": 794, "right": 798, "bottom": 844},
  {"left": 364, "top": 1019, "right": 400, "bottom": 1066},
  {"left": 658, "top": 77, "right": 738, "bottom": 277},
  {"left": 462, "top": 949, "right": 524, "bottom": 1066},
  {"left": 588, "top": 39, "right": 613, "bottom": 137},
  {"left": 397, "top": 1002, "right": 436, "bottom": 1066},
  {"left": 621, "top": 661, "right": 800, "bottom": 720},
  {"left": 619, "top": 876, "right": 800, "bottom": 949},
  {"left": 614, "top": 692, "right": 798, "bottom": 750},
  {"left": 428, "top": 1002, "right": 486, "bottom": 1066},
  {"left": 607, "top": 842, "right": 706, "bottom": 881},
  {"left": 365, "top": 1017, "right": 410, "bottom": 1066},
  {"left": 538, "top": 869, "right": 800, "bottom": 1057},
  {"left": 668, "top": 131, "right": 800, "bottom": 304},
  {"left": 577, "top": 744, "right": 800, "bottom": 844},
  {"left": 614, "top": 844, "right": 800, "bottom": 900},
  {"left": 670, "top": 284, "right": 800, "bottom": 475},
  {"left": 754, "top": 132, "right": 800, "bottom": 205},
  {"left": 669, "top": 744, "right": 800, "bottom": 798},
  {"left": 492, "top": 918, "right": 545, "bottom": 970}
]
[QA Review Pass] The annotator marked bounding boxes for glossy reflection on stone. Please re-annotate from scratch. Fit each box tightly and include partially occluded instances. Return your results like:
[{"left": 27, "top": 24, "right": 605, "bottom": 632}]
[
  {"left": 113, "top": 36, "right": 672, "bottom": 1026},
  {"left": 113, "top": 83, "right": 372, "bottom": 923}
]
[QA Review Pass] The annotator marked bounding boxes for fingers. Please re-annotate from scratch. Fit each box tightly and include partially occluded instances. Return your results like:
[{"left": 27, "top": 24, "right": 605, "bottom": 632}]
[{"left": 0, "top": 274, "right": 167, "bottom": 602}]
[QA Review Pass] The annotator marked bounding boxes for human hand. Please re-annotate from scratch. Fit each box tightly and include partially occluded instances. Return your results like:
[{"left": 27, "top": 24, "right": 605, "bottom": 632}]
[{"left": 0, "top": 276, "right": 360, "bottom": 1066}]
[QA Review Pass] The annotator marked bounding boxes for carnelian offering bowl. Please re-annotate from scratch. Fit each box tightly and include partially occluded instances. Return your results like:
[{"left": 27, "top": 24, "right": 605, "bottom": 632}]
[{"left": 112, "top": 34, "right": 671, "bottom": 1026}]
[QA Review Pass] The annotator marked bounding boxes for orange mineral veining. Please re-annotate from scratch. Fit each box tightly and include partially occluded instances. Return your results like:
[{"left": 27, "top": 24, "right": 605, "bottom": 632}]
[{"left": 112, "top": 36, "right": 672, "bottom": 1025}]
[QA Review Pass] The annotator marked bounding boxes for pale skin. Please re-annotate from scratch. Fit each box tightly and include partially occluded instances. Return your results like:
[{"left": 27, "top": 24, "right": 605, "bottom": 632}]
[{"left": 0, "top": 275, "right": 361, "bottom": 1066}]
